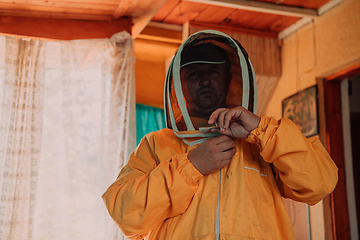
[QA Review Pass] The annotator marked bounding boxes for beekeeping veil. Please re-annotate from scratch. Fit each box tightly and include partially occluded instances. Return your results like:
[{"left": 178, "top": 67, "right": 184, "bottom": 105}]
[{"left": 164, "top": 30, "right": 257, "bottom": 146}]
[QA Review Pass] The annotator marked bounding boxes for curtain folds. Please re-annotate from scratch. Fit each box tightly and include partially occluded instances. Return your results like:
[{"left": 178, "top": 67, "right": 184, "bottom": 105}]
[
  {"left": 0, "top": 37, "right": 45, "bottom": 240},
  {"left": 0, "top": 32, "right": 135, "bottom": 240},
  {"left": 136, "top": 104, "right": 166, "bottom": 145}
]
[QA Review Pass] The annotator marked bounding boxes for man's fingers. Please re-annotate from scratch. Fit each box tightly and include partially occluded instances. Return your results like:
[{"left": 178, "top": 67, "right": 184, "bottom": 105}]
[
  {"left": 217, "top": 139, "right": 235, "bottom": 153},
  {"left": 209, "top": 135, "right": 232, "bottom": 145},
  {"left": 224, "top": 109, "right": 242, "bottom": 129},
  {"left": 216, "top": 110, "right": 228, "bottom": 130},
  {"left": 208, "top": 108, "right": 228, "bottom": 125},
  {"left": 222, "top": 147, "right": 236, "bottom": 158},
  {"left": 209, "top": 109, "right": 231, "bottom": 131},
  {"left": 214, "top": 108, "right": 243, "bottom": 131},
  {"left": 211, "top": 122, "right": 249, "bottom": 139},
  {"left": 206, "top": 136, "right": 235, "bottom": 155},
  {"left": 211, "top": 127, "right": 231, "bottom": 136}
]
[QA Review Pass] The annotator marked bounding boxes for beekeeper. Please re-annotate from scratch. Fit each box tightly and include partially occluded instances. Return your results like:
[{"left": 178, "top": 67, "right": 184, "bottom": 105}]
[{"left": 102, "top": 30, "right": 338, "bottom": 240}]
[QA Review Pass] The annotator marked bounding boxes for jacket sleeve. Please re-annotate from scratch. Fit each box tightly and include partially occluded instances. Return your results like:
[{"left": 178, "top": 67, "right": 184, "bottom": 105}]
[
  {"left": 246, "top": 116, "right": 338, "bottom": 205},
  {"left": 101, "top": 133, "right": 203, "bottom": 240}
]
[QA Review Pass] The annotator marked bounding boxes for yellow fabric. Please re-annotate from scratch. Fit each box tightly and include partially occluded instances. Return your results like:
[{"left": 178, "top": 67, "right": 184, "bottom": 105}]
[{"left": 102, "top": 116, "right": 338, "bottom": 240}]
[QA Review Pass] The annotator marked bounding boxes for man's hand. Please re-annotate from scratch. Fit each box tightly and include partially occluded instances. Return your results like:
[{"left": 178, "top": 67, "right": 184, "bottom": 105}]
[
  {"left": 188, "top": 135, "right": 236, "bottom": 175},
  {"left": 208, "top": 106, "right": 260, "bottom": 139}
]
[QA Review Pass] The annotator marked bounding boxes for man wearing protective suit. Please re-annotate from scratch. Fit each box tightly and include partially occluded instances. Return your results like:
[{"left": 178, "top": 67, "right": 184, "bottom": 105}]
[{"left": 102, "top": 30, "right": 338, "bottom": 240}]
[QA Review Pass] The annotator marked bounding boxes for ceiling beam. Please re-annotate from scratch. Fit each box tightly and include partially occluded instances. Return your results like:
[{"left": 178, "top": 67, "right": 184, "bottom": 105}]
[
  {"left": 113, "top": 0, "right": 135, "bottom": 19},
  {"left": 0, "top": 16, "right": 131, "bottom": 40},
  {"left": 147, "top": 21, "right": 183, "bottom": 32},
  {"left": 184, "top": 0, "right": 318, "bottom": 18},
  {"left": 137, "top": 24, "right": 182, "bottom": 44},
  {"left": 112, "top": 0, "right": 168, "bottom": 39},
  {"left": 188, "top": 22, "right": 278, "bottom": 39},
  {"left": 0, "top": 9, "right": 113, "bottom": 21},
  {"left": 318, "top": 0, "right": 344, "bottom": 16},
  {"left": 132, "top": 0, "right": 168, "bottom": 39},
  {"left": 278, "top": 17, "right": 312, "bottom": 40}
]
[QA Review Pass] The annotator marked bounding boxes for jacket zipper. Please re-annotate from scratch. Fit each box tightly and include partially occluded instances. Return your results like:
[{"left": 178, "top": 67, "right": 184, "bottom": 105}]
[{"left": 216, "top": 169, "right": 221, "bottom": 240}]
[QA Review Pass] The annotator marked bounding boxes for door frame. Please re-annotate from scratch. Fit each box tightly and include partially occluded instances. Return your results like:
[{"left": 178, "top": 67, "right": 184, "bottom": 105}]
[{"left": 323, "top": 63, "right": 360, "bottom": 240}]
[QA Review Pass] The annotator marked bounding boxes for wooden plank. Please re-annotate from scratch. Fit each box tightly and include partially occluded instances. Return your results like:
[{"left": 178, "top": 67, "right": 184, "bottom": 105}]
[
  {"left": 152, "top": 0, "right": 179, "bottom": 22},
  {"left": 223, "top": 9, "right": 263, "bottom": 27},
  {"left": 137, "top": 26, "right": 182, "bottom": 43},
  {"left": 185, "top": 0, "right": 318, "bottom": 18},
  {"left": 193, "top": 4, "right": 235, "bottom": 24},
  {"left": 249, "top": 35, "right": 264, "bottom": 73},
  {"left": 266, "top": 37, "right": 281, "bottom": 76},
  {"left": 0, "top": 2, "right": 114, "bottom": 14},
  {"left": 260, "top": 0, "right": 306, "bottom": 7},
  {"left": 324, "top": 79, "right": 351, "bottom": 240},
  {"left": 162, "top": 1, "right": 208, "bottom": 25},
  {"left": 134, "top": 38, "right": 179, "bottom": 62},
  {"left": 246, "top": 12, "right": 280, "bottom": 30},
  {"left": 278, "top": 16, "right": 311, "bottom": 40},
  {"left": 277, "top": 0, "right": 331, "bottom": 10},
  {"left": 269, "top": 15, "right": 299, "bottom": 33},
  {"left": 0, "top": 15, "right": 131, "bottom": 40},
  {"left": 325, "top": 62, "right": 360, "bottom": 82},
  {"left": 0, "top": 9, "right": 113, "bottom": 20},
  {"left": 0, "top": 0, "right": 118, "bottom": 10},
  {"left": 189, "top": 22, "right": 278, "bottom": 38},
  {"left": 221, "top": 8, "right": 300, "bottom": 33},
  {"left": 112, "top": 0, "right": 134, "bottom": 19},
  {"left": 131, "top": 0, "right": 168, "bottom": 38},
  {"left": 0, "top": 0, "right": 118, "bottom": 4}
]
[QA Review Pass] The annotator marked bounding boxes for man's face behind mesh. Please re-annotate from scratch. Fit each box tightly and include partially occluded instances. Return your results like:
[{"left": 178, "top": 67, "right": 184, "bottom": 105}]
[{"left": 180, "top": 63, "right": 232, "bottom": 120}]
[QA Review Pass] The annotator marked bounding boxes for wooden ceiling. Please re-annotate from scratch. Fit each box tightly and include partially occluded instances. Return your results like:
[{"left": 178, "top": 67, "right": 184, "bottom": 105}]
[
  {"left": 154, "top": 0, "right": 310, "bottom": 33},
  {"left": 0, "top": 0, "right": 342, "bottom": 40}
]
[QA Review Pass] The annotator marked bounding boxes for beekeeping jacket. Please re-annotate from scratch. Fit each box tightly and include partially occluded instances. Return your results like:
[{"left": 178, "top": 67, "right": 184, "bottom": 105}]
[{"left": 102, "top": 30, "right": 338, "bottom": 240}]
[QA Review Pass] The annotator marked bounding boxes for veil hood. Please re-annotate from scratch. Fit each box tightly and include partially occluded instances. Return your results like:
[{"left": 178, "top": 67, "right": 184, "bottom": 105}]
[{"left": 164, "top": 30, "right": 257, "bottom": 146}]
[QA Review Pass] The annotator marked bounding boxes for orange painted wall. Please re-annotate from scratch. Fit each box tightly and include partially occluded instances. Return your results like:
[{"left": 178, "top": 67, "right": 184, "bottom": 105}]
[
  {"left": 266, "top": 0, "right": 360, "bottom": 119},
  {"left": 134, "top": 38, "right": 179, "bottom": 108},
  {"left": 265, "top": 0, "right": 360, "bottom": 239}
]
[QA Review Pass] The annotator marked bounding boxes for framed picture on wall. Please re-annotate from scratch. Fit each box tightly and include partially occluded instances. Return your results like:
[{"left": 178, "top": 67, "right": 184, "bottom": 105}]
[{"left": 282, "top": 85, "right": 319, "bottom": 137}]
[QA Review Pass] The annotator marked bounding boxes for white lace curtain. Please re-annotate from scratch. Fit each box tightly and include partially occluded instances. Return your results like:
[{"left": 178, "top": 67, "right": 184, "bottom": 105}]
[{"left": 0, "top": 31, "right": 136, "bottom": 240}]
